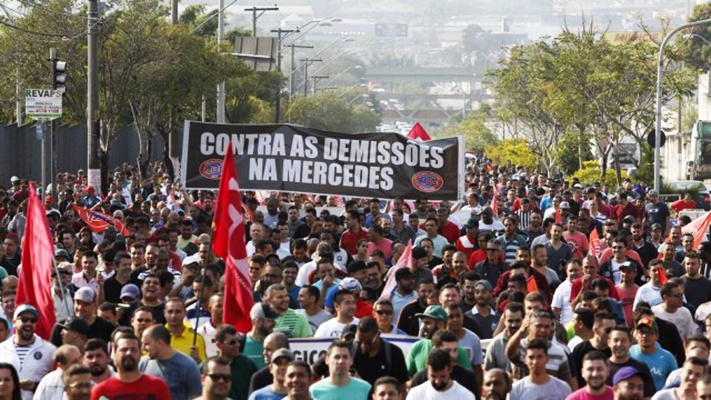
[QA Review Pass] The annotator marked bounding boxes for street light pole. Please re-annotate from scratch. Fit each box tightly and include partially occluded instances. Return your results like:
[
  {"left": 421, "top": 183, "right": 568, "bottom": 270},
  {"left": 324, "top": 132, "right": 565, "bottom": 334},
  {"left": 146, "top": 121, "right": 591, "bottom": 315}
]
[
  {"left": 289, "top": 44, "right": 313, "bottom": 96},
  {"left": 654, "top": 18, "right": 711, "bottom": 193},
  {"left": 87, "top": 0, "right": 100, "bottom": 191},
  {"left": 272, "top": 28, "right": 297, "bottom": 123}
]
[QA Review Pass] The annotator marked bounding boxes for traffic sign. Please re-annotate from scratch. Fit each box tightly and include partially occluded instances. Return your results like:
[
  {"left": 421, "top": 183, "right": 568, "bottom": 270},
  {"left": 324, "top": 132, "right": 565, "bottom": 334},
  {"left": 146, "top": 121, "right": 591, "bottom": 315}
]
[
  {"left": 647, "top": 129, "right": 666, "bottom": 147},
  {"left": 25, "top": 89, "right": 62, "bottom": 121}
]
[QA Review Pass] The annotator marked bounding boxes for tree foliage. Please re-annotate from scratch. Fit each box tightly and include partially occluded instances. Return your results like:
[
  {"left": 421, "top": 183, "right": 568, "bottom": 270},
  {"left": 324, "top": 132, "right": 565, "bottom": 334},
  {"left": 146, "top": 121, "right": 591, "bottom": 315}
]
[
  {"left": 443, "top": 111, "right": 499, "bottom": 152},
  {"left": 285, "top": 92, "right": 380, "bottom": 133},
  {"left": 484, "top": 139, "right": 537, "bottom": 171}
]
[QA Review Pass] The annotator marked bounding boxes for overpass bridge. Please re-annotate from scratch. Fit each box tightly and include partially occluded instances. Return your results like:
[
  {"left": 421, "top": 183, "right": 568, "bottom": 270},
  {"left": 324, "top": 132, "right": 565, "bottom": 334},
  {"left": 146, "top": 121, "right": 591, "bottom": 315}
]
[{"left": 364, "top": 67, "right": 485, "bottom": 83}]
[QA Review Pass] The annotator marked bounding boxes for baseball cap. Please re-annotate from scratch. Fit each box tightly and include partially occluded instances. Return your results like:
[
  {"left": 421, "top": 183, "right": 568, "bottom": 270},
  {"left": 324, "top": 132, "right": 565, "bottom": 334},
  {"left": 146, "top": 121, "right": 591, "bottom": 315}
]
[
  {"left": 54, "top": 248, "right": 70, "bottom": 260},
  {"left": 86, "top": 186, "right": 95, "bottom": 193},
  {"left": 341, "top": 324, "right": 357, "bottom": 340},
  {"left": 412, "top": 247, "right": 427, "bottom": 260},
  {"left": 612, "top": 366, "right": 644, "bottom": 386},
  {"left": 560, "top": 201, "right": 571, "bottom": 209},
  {"left": 58, "top": 316, "right": 90, "bottom": 336},
  {"left": 339, "top": 277, "right": 362, "bottom": 293},
  {"left": 415, "top": 305, "right": 448, "bottom": 322},
  {"left": 13, "top": 304, "right": 40, "bottom": 320},
  {"left": 623, "top": 215, "right": 635, "bottom": 223},
  {"left": 74, "top": 287, "right": 96, "bottom": 303},
  {"left": 651, "top": 223, "right": 663, "bottom": 231},
  {"left": 10, "top": 176, "right": 19, "bottom": 183},
  {"left": 635, "top": 316, "right": 658, "bottom": 332},
  {"left": 120, "top": 284, "right": 140, "bottom": 301},
  {"left": 44, "top": 196, "right": 53, "bottom": 203},
  {"left": 250, "top": 302, "right": 279, "bottom": 320},
  {"left": 618, "top": 262, "right": 634, "bottom": 271},
  {"left": 648, "top": 189, "right": 658, "bottom": 196},
  {"left": 271, "top": 348, "right": 294, "bottom": 363},
  {"left": 463, "top": 218, "right": 479, "bottom": 229},
  {"left": 474, "top": 280, "right": 493, "bottom": 291}
]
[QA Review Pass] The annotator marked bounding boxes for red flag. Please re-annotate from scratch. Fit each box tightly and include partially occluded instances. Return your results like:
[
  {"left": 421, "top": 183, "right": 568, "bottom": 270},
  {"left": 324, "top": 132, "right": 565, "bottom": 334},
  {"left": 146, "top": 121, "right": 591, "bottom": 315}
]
[
  {"left": 213, "top": 143, "right": 254, "bottom": 333},
  {"left": 526, "top": 275, "right": 539, "bottom": 293},
  {"left": 380, "top": 240, "right": 413, "bottom": 301},
  {"left": 555, "top": 208, "right": 562, "bottom": 224},
  {"left": 680, "top": 211, "right": 711, "bottom": 249},
  {"left": 16, "top": 182, "right": 56, "bottom": 340},
  {"left": 491, "top": 184, "right": 499, "bottom": 217},
  {"left": 589, "top": 229, "right": 601, "bottom": 258},
  {"left": 407, "top": 123, "right": 431, "bottom": 141},
  {"left": 72, "top": 205, "right": 129, "bottom": 237},
  {"left": 657, "top": 266, "right": 668, "bottom": 285}
]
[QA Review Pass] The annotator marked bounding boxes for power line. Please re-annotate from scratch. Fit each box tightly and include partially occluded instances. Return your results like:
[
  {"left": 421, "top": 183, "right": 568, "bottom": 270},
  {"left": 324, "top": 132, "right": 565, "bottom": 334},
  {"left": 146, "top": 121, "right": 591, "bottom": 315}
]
[{"left": 13, "top": 0, "right": 84, "bottom": 19}]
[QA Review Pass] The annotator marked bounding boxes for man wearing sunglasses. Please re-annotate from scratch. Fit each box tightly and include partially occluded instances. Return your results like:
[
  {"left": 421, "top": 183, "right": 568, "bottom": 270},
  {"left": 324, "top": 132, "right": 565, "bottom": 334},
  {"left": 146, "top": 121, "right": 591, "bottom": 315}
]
[
  {"left": 196, "top": 356, "right": 232, "bottom": 400},
  {"left": 651, "top": 281, "right": 699, "bottom": 340},
  {"left": 0, "top": 304, "right": 56, "bottom": 399},
  {"left": 352, "top": 317, "right": 408, "bottom": 387}
]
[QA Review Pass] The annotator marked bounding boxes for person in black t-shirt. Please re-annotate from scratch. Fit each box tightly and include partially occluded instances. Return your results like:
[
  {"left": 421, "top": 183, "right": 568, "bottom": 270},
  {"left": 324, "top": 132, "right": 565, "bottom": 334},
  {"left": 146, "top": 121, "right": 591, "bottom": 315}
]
[
  {"left": 50, "top": 287, "right": 116, "bottom": 347},
  {"left": 607, "top": 325, "right": 656, "bottom": 398},
  {"left": 352, "top": 317, "right": 408, "bottom": 386}
]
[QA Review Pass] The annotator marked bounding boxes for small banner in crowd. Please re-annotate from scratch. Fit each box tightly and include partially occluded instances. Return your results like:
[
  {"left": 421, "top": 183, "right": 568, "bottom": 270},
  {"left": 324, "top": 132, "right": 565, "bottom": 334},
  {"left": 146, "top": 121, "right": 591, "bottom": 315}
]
[
  {"left": 181, "top": 121, "right": 465, "bottom": 200},
  {"left": 72, "top": 205, "right": 130, "bottom": 236}
]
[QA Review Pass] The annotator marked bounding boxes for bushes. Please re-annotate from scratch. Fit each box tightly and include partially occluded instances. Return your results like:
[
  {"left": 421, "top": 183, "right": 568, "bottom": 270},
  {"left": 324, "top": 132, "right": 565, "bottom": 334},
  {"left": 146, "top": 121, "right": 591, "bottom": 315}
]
[{"left": 571, "top": 161, "right": 627, "bottom": 190}]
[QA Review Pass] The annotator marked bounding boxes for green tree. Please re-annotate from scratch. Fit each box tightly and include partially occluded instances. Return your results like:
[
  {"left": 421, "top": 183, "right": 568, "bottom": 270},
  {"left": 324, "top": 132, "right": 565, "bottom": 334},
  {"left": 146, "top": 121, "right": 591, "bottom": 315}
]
[
  {"left": 485, "top": 139, "right": 537, "bottom": 170},
  {"left": 554, "top": 131, "right": 593, "bottom": 175},
  {"left": 443, "top": 112, "right": 498, "bottom": 152},
  {"left": 285, "top": 92, "right": 380, "bottom": 133}
]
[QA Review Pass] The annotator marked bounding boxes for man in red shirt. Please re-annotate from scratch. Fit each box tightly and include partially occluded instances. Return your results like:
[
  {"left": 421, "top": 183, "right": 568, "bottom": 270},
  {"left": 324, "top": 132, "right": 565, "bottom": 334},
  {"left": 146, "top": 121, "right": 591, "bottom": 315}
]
[
  {"left": 91, "top": 334, "right": 170, "bottom": 400},
  {"left": 437, "top": 207, "right": 460, "bottom": 244},
  {"left": 671, "top": 192, "right": 697, "bottom": 214},
  {"left": 570, "top": 255, "right": 620, "bottom": 302},
  {"left": 457, "top": 218, "right": 479, "bottom": 260},
  {"left": 614, "top": 192, "right": 642, "bottom": 223},
  {"left": 340, "top": 210, "right": 368, "bottom": 255}
]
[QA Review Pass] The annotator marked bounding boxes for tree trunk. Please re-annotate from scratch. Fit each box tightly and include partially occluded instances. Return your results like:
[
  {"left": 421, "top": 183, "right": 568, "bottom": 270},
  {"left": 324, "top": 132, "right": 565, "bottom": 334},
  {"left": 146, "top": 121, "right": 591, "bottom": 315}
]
[
  {"left": 613, "top": 148, "right": 622, "bottom": 187},
  {"left": 600, "top": 151, "right": 608, "bottom": 179},
  {"left": 99, "top": 149, "right": 109, "bottom": 195}
]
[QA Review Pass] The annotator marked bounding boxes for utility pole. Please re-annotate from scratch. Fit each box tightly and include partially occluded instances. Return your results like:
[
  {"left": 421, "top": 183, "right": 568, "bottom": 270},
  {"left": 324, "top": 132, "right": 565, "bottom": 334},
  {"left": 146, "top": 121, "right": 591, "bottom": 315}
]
[
  {"left": 87, "top": 0, "right": 100, "bottom": 191},
  {"left": 244, "top": 6, "right": 278, "bottom": 37},
  {"left": 272, "top": 28, "right": 297, "bottom": 123},
  {"left": 170, "top": 0, "right": 181, "bottom": 175},
  {"left": 288, "top": 44, "right": 312, "bottom": 96},
  {"left": 311, "top": 75, "right": 329, "bottom": 95},
  {"left": 301, "top": 58, "right": 321, "bottom": 97},
  {"left": 216, "top": 0, "right": 225, "bottom": 123}
]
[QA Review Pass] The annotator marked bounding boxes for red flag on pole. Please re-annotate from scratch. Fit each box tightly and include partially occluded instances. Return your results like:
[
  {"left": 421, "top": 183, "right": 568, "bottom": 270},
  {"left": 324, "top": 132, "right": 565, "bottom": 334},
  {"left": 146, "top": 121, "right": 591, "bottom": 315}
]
[
  {"left": 657, "top": 266, "right": 669, "bottom": 285},
  {"left": 526, "top": 275, "right": 539, "bottom": 293},
  {"left": 407, "top": 123, "right": 431, "bottom": 141},
  {"left": 380, "top": 240, "right": 413, "bottom": 301},
  {"left": 589, "top": 229, "right": 601, "bottom": 258},
  {"left": 16, "top": 182, "right": 56, "bottom": 340},
  {"left": 213, "top": 143, "right": 254, "bottom": 333}
]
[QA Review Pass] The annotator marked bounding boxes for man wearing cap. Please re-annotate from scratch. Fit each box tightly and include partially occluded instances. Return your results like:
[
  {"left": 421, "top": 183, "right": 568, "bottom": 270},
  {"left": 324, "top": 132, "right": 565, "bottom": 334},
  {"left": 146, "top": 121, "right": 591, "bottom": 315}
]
[
  {"left": 630, "top": 315, "right": 678, "bottom": 391},
  {"left": 612, "top": 366, "right": 646, "bottom": 400},
  {"left": 315, "top": 289, "right": 359, "bottom": 338},
  {"left": 82, "top": 186, "right": 101, "bottom": 207},
  {"left": 242, "top": 303, "right": 278, "bottom": 370},
  {"left": 248, "top": 348, "right": 293, "bottom": 400},
  {"left": 59, "top": 316, "right": 90, "bottom": 349},
  {"left": 644, "top": 190, "right": 670, "bottom": 236},
  {"left": 140, "top": 324, "right": 203, "bottom": 400},
  {"left": 50, "top": 287, "right": 115, "bottom": 347},
  {"left": 406, "top": 305, "right": 473, "bottom": 376},
  {"left": 465, "top": 279, "right": 499, "bottom": 339},
  {"left": 52, "top": 262, "right": 74, "bottom": 322},
  {"left": 0, "top": 304, "right": 56, "bottom": 400},
  {"left": 456, "top": 218, "right": 479, "bottom": 260}
]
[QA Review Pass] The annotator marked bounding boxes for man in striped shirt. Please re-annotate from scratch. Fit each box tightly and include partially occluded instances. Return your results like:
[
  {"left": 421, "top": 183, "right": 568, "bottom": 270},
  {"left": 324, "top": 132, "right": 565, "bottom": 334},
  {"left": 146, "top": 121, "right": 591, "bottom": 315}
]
[
  {"left": 495, "top": 216, "right": 528, "bottom": 265},
  {"left": 516, "top": 199, "right": 533, "bottom": 231}
]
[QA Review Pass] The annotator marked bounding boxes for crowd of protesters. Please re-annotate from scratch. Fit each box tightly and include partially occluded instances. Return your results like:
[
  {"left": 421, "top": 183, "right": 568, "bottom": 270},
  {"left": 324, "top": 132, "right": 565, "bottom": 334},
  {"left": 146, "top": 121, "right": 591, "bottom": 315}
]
[{"left": 0, "top": 156, "right": 710, "bottom": 400}]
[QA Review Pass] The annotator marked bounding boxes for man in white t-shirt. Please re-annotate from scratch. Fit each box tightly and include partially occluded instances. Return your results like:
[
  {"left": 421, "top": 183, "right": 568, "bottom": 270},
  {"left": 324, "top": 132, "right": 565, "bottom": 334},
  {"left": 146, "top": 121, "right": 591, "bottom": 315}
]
[
  {"left": 314, "top": 289, "right": 360, "bottom": 338},
  {"left": 406, "top": 349, "right": 475, "bottom": 400},
  {"left": 651, "top": 280, "right": 699, "bottom": 340},
  {"left": 552, "top": 260, "right": 583, "bottom": 325}
]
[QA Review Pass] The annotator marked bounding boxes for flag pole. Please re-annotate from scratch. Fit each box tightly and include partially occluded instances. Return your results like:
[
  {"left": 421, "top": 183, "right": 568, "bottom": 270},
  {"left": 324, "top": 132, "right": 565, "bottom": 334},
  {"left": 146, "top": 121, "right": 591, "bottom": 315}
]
[
  {"left": 192, "top": 209, "right": 216, "bottom": 346},
  {"left": 51, "top": 256, "right": 73, "bottom": 319}
]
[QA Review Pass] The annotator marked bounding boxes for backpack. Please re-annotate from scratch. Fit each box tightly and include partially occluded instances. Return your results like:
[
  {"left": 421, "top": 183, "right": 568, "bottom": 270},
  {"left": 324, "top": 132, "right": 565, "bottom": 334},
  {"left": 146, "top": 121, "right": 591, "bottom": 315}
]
[{"left": 351, "top": 338, "right": 393, "bottom": 371}]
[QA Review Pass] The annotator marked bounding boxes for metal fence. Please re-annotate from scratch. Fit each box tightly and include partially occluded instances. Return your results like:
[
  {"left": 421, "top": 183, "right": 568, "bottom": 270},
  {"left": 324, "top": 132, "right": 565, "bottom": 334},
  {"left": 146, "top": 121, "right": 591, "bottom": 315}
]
[{"left": 0, "top": 123, "right": 166, "bottom": 186}]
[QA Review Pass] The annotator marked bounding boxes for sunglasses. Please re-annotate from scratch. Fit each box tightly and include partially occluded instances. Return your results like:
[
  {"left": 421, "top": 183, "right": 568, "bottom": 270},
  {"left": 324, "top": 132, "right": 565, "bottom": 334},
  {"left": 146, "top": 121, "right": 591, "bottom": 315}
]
[
  {"left": 375, "top": 309, "right": 393, "bottom": 315},
  {"left": 207, "top": 373, "right": 231, "bottom": 382},
  {"left": 19, "top": 317, "right": 37, "bottom": 324}
]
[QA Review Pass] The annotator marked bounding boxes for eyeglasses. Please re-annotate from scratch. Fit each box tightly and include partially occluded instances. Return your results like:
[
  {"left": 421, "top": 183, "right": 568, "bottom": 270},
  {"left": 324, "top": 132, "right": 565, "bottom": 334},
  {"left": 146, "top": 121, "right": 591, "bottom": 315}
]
[
  {"left": 222, "top": 339, "right": 239, "bottom": 345},
  {"left": 207, "top": 373, "right": 232, "bottom": 382},
  {"left": 19, "top": 317, "right": 37, "bottom": 324},
  {"left": 375, "top": 309, "right": 393, "bottom": 315}
]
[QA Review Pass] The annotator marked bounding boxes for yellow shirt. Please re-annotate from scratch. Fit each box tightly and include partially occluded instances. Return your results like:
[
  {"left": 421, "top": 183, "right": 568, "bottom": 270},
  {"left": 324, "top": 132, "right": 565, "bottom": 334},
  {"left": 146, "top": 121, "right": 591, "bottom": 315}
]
[{"left": 166, "top": 322, "right": 207, "bottom": 362}]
